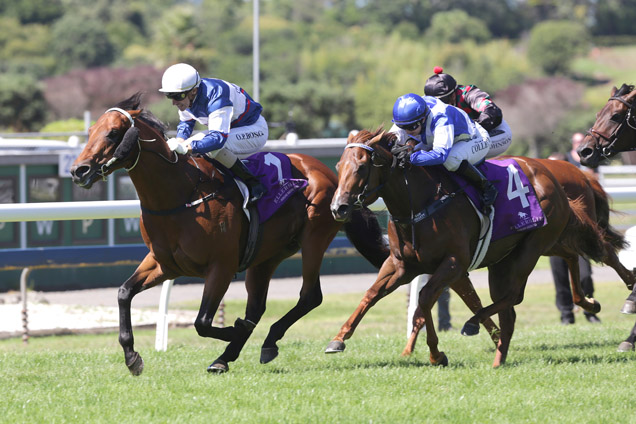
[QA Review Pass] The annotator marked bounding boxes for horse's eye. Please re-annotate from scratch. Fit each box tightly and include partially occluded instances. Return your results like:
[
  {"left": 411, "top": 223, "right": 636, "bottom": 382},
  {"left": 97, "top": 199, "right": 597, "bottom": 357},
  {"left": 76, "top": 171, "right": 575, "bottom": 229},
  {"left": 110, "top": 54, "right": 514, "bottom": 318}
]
[
  {"left": 610, "top": 113, "right": 624, "bottom": 123},
  {"left": 107, "top": 129, "right": 121, "bottom": 141}
]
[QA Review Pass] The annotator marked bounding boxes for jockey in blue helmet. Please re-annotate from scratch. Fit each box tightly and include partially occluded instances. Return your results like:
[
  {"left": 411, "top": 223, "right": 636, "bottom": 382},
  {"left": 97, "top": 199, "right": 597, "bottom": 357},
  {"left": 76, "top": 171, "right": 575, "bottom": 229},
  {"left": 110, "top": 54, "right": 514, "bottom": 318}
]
[{"left": 390, "top": 93, "right": 498, "bottom": 207}]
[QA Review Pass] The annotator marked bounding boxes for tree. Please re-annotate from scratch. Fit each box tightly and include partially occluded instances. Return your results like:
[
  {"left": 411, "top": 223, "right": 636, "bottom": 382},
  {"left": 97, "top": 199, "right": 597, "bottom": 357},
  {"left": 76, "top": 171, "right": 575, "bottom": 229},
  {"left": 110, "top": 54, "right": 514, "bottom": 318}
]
[
  {"left": 0, "top": 73, "right": 47, "bottom": 131},
  {"left": 527, "top": 20, "right": 590, "bottom": 75},
  {"left": 425, "top": 10, "right": 492, "bottom": 44},
  {"left": 51, "top": 14, "right": 115, "bottom": 71}
]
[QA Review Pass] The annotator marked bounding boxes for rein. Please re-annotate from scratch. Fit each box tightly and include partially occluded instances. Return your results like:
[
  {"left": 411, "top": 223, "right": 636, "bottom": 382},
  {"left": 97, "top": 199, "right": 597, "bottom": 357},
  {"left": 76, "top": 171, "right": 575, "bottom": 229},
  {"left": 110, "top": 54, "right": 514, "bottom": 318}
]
[
  {"left": 587, "top": 94, "right": 636, "bottom": 157},
  {"left": 100, "top": 108, "right": 218, "bottom": 216}
]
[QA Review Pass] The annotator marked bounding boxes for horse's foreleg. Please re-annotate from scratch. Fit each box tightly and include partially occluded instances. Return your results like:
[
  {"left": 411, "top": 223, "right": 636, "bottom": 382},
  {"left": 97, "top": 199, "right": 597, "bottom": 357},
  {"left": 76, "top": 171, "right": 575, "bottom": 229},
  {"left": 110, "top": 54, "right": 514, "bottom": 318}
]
[
  {"left": 493, "top": 307, "right": 516, "bottom": 367},
  {"left": 617, "top": 320, "right": 636, "bottom": 352},
  {"left": 452, "top": 276, "right": 500, "bottom": 346},
  {"left": 602, "top": 248, "right": 636, "bottom": 291},
  {"left": 326, "top": 259, "right": 405, "bottom": 354},
  {"left": 402, "top": 306, "right": 425, "bottom": 356},
  {"left": 118, "top": 254, "right": 167, "bottom": 376}
]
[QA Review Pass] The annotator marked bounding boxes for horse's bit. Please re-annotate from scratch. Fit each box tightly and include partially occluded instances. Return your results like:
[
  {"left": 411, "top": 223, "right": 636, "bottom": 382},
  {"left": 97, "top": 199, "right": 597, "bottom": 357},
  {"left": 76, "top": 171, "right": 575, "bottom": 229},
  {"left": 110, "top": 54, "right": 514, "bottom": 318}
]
[{"left": 587, "top": 94, "right": 636, "bottom": 157}]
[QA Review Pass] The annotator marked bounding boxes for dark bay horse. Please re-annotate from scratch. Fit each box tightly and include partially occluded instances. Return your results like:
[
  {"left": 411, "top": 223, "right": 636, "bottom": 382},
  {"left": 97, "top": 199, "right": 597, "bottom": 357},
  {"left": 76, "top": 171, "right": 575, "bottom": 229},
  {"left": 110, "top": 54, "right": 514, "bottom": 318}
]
[
  {"left": 327, "top": 129, "right": 605, "bottom": 367},
  {"left": 401, "top": 157, "right": 636, "bottom": 356},
  {"left": 578, "top": 84, "right": 636, "bottom": 168},
  {"left": 69, "top": 93, "right": 393, "bottom": 374},
  {"left": 577, "top": 83, "right": 636, "bottom": 351}
]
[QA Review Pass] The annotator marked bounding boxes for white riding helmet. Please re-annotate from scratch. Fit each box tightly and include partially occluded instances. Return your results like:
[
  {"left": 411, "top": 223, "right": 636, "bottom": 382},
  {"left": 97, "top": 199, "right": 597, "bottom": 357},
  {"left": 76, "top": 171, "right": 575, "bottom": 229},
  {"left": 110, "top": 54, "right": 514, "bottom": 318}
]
[{"left": 159, "top": 63, "right": 201, "bottom": 93}]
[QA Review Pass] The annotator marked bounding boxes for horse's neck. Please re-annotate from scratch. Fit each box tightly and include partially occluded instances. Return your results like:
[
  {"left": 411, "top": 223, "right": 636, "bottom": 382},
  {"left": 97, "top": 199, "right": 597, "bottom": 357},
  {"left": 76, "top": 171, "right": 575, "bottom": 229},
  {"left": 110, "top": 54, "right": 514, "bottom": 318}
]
[
  {"left": 380, "top": 166, "right": 441, "bottom": 219},
  {"left": 128, "top": 145, "right": 206, "bottom": 211}
]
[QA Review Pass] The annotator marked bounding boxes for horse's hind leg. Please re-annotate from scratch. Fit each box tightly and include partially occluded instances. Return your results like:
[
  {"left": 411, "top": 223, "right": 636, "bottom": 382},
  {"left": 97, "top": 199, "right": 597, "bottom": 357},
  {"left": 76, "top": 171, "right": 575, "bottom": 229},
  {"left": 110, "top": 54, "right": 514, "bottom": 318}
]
[
  {"left": 118, "top": 254, "right": 167, "bottom": 376},
  {"left": 493, "top": 307, "right": 516, "bottom": 367},
  {"left": 261, "top": 236, "right": 333, "bottom": 364},
  {"left": 562, "top": 254, "right": 601, "bottom": 314}
]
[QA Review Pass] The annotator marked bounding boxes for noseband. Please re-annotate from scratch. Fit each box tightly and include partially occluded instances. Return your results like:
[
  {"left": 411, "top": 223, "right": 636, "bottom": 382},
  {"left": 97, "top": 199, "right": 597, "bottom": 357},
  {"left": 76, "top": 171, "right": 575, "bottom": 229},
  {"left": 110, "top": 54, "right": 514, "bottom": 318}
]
[
  {"left": 100, "top": 108, "right": 141, "bottom": 178},
  {"left": 587, "top": 94, "right": 636, "bottom": 158}
]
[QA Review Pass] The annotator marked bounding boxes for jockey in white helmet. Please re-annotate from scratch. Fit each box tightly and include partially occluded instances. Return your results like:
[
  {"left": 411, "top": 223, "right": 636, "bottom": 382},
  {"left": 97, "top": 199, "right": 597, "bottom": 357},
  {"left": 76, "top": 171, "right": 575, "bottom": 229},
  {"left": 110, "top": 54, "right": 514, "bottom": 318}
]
[{"left": 160, "top": 63, "right": 268, "bottom": 203}]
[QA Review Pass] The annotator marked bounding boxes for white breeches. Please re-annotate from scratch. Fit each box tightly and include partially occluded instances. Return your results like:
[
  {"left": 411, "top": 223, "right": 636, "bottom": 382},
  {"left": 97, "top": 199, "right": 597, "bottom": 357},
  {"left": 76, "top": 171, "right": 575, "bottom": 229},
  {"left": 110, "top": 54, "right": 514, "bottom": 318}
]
[
  {"left": 443, "top": 122, "right": 491, "bottom": 171},
  {"left": 485, "top": 119, "right": 512, "bottom": 158}
]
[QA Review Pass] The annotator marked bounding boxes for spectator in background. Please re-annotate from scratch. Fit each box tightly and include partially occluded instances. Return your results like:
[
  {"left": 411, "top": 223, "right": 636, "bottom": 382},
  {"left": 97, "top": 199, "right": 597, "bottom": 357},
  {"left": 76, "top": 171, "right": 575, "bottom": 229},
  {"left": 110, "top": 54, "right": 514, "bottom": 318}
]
[{"left": 548, "top": 132, "right": 601, "bottom": 324}]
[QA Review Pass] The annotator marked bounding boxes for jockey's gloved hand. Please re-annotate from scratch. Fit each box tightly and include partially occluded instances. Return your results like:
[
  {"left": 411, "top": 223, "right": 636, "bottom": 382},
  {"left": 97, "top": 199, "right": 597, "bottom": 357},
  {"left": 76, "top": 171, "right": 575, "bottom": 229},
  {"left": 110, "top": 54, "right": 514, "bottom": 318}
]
[
  {"left": 167, "top": 138, "right": 190, "bottom": 155},
  {"left": 392, "top": 144, "right": 412, "bottom": 168}
]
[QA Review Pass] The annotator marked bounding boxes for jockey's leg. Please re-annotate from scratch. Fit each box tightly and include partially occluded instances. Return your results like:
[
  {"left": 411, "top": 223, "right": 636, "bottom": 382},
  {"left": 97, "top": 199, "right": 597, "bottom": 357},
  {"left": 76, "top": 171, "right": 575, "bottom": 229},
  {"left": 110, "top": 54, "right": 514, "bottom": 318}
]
[
  {"left": 215, "top": 148, "right": 266, "bottom": 204},
  {"left": 456, "top": 160, "right": 498, "bottom": 207}
]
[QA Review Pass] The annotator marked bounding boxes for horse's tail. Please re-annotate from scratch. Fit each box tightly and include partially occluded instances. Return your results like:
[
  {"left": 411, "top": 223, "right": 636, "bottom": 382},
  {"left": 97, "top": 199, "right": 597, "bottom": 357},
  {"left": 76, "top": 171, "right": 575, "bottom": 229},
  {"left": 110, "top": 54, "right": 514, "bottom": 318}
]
[
  {"left": 589, "top": 177, "right": 629, "bottom": 252},
  {"left": 344, "top": 207, "right": 390, "bottom": 269}
]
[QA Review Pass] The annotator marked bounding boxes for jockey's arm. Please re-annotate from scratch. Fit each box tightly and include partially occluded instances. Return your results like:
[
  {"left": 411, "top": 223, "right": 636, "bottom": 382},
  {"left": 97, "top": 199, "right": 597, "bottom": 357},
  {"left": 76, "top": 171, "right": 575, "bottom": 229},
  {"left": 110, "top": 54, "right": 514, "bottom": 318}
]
[
  {"left": 409, "top": 123, "right": 453, "bottom": 166},
  {"left": 190, "top": 106, "right": 233, "bottom": 154},
  {"left": 464, "top": 86, "right": 503, "bottom": 131}
]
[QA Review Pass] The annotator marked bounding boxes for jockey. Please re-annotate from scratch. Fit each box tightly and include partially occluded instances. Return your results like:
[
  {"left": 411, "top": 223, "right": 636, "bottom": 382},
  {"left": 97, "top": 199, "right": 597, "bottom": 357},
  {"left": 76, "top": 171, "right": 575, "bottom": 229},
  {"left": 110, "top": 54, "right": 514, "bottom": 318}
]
[
  {"left": 390, "top": 93, "right": 498, "bottom": 207},
  {"left": 424, "top": 66, "right": 512, "bottom": 158},
  {"left": 160, "top": 63, "right": 268, "bottom": 204}
]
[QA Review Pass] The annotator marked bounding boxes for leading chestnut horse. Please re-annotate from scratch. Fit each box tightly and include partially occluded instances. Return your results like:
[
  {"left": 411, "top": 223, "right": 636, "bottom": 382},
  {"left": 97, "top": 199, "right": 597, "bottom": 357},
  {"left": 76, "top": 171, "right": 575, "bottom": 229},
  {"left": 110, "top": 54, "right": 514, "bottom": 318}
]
[
  {"left": 69, "top": 93, "right": 394, "bottom": 374},
  {"left": 326, "top": 129, "right": 608, "bottom": 367},
  {"left": 577, "top": 83, "right": 636, "bottom": 351}
]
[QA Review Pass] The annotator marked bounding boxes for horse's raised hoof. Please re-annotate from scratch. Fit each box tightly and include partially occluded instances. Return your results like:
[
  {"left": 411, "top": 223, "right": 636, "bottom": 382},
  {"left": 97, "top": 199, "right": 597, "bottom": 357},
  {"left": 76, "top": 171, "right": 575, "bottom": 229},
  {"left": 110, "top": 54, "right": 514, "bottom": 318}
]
[
  {"left": 207, "top": 359, "right": 229, "bottom": 374},
  {"left": 590, "top": 299, "right": 601, "bottom": 314},
  {"left": 620, "top": 300, "right": 636, "bottom": 314},
  {"left": 461, "top": 321, "right": 480, "bottom": 336},
  {"left": 431, "top": 352, "right": 448, "bottom": 367},
  {"left": 617, "top": 341, "right": 635, "bottom": 352},
  {"left": 126, "top": 352, "right": 144, "bottom": 376},
  {"left": 260, "top": 346, "right": 279, "bottom": 364},
  {"left": 325, "top": 340, "right": 346, "bottom": 353}
]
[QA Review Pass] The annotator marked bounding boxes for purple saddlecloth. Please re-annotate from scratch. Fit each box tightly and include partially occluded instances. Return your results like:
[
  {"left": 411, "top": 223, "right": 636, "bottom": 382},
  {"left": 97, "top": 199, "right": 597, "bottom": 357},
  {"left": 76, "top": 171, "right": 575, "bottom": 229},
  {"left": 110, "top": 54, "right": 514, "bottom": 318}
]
[
  {"left": 243, "top": 152, "right": 308, "bottom": 222},
  {"left": 457, "top": 158, "right": 547, "bottom": 241}
]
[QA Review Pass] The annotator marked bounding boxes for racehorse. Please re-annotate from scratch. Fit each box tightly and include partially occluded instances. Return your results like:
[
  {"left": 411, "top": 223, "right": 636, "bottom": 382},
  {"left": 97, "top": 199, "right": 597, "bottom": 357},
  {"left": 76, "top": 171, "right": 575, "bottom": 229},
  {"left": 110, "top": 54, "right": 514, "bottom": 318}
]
[
  {"left": 401, "top": 156, "right": 636, "bottom": 356},
  {"left": 578, "top": 84, "right": 636, "bottom": 168},
  {"left": 576, "top": 83, "right": 636, "bottom": 351},
  {"left": 326, "top": 129, "right": 607, "bottom": 367},
  {"left": 69, "top": 93, "right": 396, "bottom": 375}
]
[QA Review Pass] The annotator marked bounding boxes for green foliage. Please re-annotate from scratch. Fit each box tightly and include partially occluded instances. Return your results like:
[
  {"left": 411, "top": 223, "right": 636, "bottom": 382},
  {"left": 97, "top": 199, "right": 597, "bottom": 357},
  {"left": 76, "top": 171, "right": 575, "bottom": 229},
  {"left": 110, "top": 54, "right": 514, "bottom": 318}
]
[
  {"left": 425, "top": 9, "right": 492, "bottom": 44},
  {"left": 0, "top": 0, "right": 63, "bottom": 24},
  {"left": 528, "top": 20, "right": 591, "bottom": 75},
  {"left": 51, "top": 14, "right": 116, "bottom": 71},
  {"left": 0, "top": 73, "right": 47, "bottom": 131}
]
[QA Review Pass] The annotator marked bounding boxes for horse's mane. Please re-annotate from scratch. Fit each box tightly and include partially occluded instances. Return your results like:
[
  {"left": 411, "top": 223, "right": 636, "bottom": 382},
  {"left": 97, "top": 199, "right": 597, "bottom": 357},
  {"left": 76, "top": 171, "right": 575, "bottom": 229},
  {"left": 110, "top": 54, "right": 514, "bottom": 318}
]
[
  {"left": 114, "top": 92, "right": 168, "bottom": 136},
  {"left": 616, "top": 84, "right": 635, "bottom": 97}
]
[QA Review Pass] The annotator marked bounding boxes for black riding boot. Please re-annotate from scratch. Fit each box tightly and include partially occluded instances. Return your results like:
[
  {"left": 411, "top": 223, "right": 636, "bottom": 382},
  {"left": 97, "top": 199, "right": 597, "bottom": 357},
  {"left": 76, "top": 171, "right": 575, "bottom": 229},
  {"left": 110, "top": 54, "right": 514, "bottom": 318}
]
[
  {"left": 230, "top": 159, "right": 267, "bottom": 204},
  {"left": 456, "top": 160, "right": 498, "bottom": 207}
]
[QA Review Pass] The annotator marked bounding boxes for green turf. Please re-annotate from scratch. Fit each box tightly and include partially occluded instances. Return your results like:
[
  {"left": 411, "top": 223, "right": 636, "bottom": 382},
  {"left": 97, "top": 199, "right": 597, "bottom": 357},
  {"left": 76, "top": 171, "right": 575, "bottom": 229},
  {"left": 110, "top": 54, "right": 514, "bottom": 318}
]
[{"left": 1, "top": 279, "right": 634, "bottom": 423}]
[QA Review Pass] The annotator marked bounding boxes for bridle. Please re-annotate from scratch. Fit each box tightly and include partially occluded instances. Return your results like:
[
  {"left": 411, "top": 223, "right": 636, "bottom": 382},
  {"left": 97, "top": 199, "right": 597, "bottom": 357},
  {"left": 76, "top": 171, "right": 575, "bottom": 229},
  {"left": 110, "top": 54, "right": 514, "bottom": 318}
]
[
  {"left": 586, "top": 93, "right": 636, "bottom": 158},
  {"left": 98, "top": 108, "right": 178, "bottom": 180},
  {"left": 344, "top": 142, "right": 392, "bottom": 207}
]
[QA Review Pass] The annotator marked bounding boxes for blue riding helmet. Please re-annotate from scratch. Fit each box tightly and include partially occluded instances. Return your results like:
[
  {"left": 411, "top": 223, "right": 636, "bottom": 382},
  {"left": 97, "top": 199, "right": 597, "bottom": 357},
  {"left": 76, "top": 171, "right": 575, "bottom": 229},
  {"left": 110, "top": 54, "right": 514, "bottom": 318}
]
[{"left": 392, "top": 93, "right": 429, "bottom": 125}]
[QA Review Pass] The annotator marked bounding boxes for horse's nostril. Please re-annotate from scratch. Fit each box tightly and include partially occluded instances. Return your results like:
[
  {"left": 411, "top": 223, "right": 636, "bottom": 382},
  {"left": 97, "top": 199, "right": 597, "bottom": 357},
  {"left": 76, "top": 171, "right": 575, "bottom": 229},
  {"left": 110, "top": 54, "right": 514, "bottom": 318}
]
[{"left": 71, "top": 165, "right": 89, "bottom": 179}]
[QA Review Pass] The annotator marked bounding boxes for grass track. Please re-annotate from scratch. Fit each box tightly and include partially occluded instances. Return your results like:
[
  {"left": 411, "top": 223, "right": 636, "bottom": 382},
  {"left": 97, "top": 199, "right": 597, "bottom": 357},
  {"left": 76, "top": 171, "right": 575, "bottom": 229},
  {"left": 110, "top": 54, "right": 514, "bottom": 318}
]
[{"left": 1, "top": 280, "right": 635, "bottom": 423}]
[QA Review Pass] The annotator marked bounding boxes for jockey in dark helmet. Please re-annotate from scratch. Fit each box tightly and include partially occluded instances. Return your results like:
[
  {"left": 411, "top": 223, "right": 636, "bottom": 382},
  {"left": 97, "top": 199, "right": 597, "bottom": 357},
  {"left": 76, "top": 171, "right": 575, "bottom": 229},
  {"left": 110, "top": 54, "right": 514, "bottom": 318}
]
[
  {"left": 424, "top": 66, "right": 512, "bottom": 159},
  {"left": 390, "top": 93, "right": 498, "bottom": 208}
]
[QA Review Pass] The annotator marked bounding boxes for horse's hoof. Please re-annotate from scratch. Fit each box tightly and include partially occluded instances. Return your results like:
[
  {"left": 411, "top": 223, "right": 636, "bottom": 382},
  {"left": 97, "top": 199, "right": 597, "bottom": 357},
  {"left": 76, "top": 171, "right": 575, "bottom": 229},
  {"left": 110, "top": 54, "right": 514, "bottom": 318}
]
[
  {"left": 431, "top": 352, "right": 448, "bottom": 367},
  {"left": 591, "top": 299, "right": 601, "bottom": 314},
  {"left": 207, "top": 359, "right": 229, "bottom": 374},
  {"left": 620, "top": 300, "right": 636, "bottom": 314},
  {"left": 260, "top": 346, "right": 279, "bottom": 364},
  {"left": 126, "top": 352, "right": 144, "bottom": 376},
  {"left": 461, "top": 322, "right": 480, "bottom": 336},
  {"left": 325, "top": 340, "right": 346, "bottom": 353},
  {"left": 617, "top": 341, "right": 635, "bottom": 352}
]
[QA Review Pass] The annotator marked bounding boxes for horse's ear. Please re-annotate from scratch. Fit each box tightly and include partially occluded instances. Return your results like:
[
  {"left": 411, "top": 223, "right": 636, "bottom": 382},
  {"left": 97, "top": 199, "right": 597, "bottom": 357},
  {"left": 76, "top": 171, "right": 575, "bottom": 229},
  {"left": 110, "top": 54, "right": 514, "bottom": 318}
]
[
  {"left": 611, "top": 86, "right": 618, "bottom": 97},
  {"left": 129, "top": 109, "right": 142, "bottom": 119}
]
